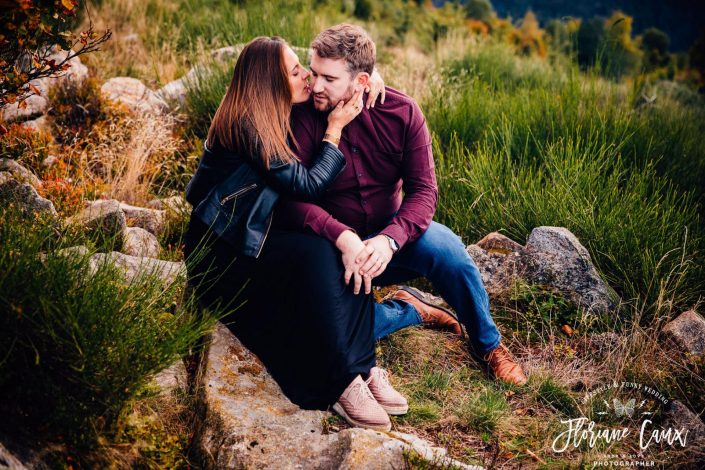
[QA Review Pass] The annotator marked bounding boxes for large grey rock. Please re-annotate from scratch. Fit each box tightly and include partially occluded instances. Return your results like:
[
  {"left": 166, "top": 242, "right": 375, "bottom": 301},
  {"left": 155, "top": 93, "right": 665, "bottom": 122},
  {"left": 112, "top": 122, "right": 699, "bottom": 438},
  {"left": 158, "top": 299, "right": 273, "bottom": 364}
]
[
  {"left": 0, "top": 173, "right": 57, "bottom": 219},
  {"left": 0, "top": 94, "right": 48, "bottom": 123},
  {"left": 662, "top": 400, "right": 705, "bottom": 466},
  {"left": 156, "top": 77, "right": 188, "bottom": 105},
  {"left": 152, "top": 360, "right": 188, "bottom": 397},
  {"left": 0, "top": 159, "right": 41, "bottom": 187},
  {"left": 19, "top": 115, "right": 50, "bottom": 134},
  {"left": 100, "top": 77, "right": 169, "bottom": 115},
  {"left": 68, "top": 199, "right": 126, "bottom": 239},
  {"left": 521, "top": 227, "right": 616, "bottom": 313},
  {"left": 89, "top": 251, "right": 185, "bottom": 285},
  {"left": 192, "top": 323, "right": 481, "bottom": 470},
  {"left": 122, "top": 226, "right": 161, "bottom": 258},
  {"left": 147, "top": 195, "right": 190, "bottom": 213},
  {"left": 466, "top": 227, "right": 616, "bottom": 314},
  {"left": 118, "top": 202, "right": 166, "bottom": 235},
  {"left": 662, "top": 310, "right": 705, "bottom": 359}
]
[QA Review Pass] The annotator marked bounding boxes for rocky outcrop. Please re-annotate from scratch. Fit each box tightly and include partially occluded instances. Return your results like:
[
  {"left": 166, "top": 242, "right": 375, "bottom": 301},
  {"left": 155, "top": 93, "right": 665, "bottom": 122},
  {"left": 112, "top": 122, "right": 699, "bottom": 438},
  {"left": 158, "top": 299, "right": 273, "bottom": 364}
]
[
  {"left": 0, "top": 172, "right": 58, "bottom": 219},
  {"left": 466, "top": 227, "right": 617, "bottom": 314},
  {"left": 192, "top": 323, "right": 481, "bottom": 470},
  {"left": 0, "top": 94, "right": 49, "bottom": 124},
  {"left": 67, "top": 199, "right": 127, "bottom": 240},
  {"left": 123, "top": 226, "right": 161, "bottom": 258},
  {"left": 661, "top": 310, "right": 705, "bottom": 359},
  {"left": 152, "top": 360, "right": 188, "bottom": 397},
  {"left": 147, "top": 195, "right": 190, "bottom": 213},
  {"left": 118, "top": 202, "right": 166, "bottom": 236},
  {"left": 89, "top": 251, "right": 184, "bottom": 284},
  {"left": 19, "top": 115, "right": 50, "bottom": 134},
  {"left": 0, "top": 159, "right": 41, "bottom": 187},
  {"left": 101, "top": 77, "right": 170, "bottom": 115}
]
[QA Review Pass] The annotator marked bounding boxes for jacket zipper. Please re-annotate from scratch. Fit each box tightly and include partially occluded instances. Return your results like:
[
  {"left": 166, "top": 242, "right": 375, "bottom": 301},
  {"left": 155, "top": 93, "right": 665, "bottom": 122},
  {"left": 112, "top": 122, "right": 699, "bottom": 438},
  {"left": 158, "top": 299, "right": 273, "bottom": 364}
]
[
  {"left": 255, "top": 211, "right": 274, "bottom": 258},
  {"left": 220, "top": 183, "right": 257, "bottom": 205}
]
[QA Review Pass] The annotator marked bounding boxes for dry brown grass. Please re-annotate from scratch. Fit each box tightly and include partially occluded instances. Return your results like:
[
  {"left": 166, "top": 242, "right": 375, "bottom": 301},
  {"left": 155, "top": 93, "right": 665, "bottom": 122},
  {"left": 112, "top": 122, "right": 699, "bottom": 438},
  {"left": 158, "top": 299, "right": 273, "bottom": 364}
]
[{"left": 79, "top": 0, "right": 190, "bottom": 86}]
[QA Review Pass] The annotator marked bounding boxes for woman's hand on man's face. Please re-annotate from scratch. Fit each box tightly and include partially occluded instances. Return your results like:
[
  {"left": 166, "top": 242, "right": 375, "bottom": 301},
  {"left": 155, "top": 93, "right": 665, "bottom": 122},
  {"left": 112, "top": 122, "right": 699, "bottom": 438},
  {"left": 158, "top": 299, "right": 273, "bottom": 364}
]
[
  {"left": 327, "top": 87, "right": 365, "bottom": 132},
  {"left": 365, "top": 68, "right": 386, "bottom": 109}
]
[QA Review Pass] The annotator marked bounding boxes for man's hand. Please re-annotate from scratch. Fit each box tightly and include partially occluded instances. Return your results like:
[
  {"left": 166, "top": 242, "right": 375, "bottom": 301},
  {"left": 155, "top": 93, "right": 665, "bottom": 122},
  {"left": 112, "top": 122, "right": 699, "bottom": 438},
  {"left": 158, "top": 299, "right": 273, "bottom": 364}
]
[
  {"left": 336, "top": 230, "right": 376, "bottom": 294},
  {"left": 360, "top": 235, "right": 394, "bottom": 279}
]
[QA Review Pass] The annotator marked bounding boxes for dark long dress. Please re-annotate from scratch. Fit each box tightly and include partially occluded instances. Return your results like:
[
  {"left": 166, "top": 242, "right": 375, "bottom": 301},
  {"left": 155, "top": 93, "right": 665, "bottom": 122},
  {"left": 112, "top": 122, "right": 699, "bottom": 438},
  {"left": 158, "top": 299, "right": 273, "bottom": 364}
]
[{"left": 183, "top": 216, "right": 376, "bottom": 409}]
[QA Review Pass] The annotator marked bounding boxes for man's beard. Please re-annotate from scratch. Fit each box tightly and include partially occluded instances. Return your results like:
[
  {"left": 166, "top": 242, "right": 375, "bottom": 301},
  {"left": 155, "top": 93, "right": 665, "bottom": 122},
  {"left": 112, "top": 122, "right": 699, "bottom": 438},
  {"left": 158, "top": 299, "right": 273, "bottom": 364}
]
[{"left": 313, "top": 85, "right": 354, "bottom": 112}]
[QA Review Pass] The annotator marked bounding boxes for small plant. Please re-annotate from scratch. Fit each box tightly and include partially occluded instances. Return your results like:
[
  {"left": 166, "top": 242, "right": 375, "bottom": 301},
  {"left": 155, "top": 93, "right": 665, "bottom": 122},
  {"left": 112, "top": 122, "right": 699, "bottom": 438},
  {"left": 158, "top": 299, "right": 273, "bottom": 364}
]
[
  {"left": 0, "top": 122, "right": 53, "bottom": 171},
  {"left": 458, "top": 387, "right": 509, "bottom": 434},
  {"left": 48, "top": 76, "right": 108, "bottom": 144},
  {"left": 535, "top": 376, "right": 578, "bottom": 417}
]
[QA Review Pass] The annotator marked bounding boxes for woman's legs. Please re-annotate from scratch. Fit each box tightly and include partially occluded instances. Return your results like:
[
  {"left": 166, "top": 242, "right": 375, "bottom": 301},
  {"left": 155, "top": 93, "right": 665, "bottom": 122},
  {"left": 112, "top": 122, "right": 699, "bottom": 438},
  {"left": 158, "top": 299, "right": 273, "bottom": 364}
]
[{"left": 195, "top": 229, "right": 377, "bottom": 409}]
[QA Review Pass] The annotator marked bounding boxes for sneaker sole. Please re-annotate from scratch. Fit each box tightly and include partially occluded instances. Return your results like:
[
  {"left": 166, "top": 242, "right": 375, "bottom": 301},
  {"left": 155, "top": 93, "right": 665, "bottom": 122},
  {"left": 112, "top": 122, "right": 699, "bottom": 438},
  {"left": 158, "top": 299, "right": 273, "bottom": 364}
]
[
  {"left": 332, "top": 402, "right": 391, "bottom": 432},
  {"left": 379, "top": 403, "right": 409, "bottom": 415},
  {"left": 398, "top": 286, "right": 465, "bottom": 338}
]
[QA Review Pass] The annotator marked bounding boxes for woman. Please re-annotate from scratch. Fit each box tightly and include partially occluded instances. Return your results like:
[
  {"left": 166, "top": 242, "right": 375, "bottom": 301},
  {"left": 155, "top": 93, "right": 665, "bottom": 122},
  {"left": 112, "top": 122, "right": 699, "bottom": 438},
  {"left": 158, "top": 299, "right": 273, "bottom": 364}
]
[{"left": 184, "top": 37, "right": 403, "bottom": 432}]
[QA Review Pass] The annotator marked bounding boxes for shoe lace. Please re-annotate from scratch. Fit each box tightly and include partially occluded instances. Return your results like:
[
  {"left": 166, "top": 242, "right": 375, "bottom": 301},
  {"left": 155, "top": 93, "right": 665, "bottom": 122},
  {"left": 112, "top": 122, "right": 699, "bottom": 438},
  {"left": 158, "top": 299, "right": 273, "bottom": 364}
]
[
  {"left": 348, "top": 381, "right": 376, "bottom": 409},
  {"left": 374, "top": 368, "right": 392, "bottom": 389}
]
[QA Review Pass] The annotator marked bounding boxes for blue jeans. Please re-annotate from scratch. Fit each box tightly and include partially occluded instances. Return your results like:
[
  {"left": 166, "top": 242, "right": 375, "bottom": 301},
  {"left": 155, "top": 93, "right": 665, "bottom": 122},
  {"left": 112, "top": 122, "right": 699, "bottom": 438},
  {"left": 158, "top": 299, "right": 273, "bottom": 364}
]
[{"left": 370, "top": 222, "right": 501, "bottom": 355}]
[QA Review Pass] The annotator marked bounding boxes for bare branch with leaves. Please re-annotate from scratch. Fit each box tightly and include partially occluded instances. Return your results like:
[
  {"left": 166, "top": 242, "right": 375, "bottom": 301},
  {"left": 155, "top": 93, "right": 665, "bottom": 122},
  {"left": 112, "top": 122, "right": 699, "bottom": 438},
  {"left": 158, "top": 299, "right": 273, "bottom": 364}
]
[{"left": 0, "top": 0, "right": 111, "bottom": 110}]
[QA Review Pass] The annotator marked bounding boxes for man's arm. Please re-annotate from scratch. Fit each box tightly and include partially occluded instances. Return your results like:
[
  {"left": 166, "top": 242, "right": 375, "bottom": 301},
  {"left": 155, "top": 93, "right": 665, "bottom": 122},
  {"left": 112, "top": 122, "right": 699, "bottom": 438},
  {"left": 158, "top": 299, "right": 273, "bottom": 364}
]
[{"left": 378, "top": 100, "right": 438, "bottom": 249}]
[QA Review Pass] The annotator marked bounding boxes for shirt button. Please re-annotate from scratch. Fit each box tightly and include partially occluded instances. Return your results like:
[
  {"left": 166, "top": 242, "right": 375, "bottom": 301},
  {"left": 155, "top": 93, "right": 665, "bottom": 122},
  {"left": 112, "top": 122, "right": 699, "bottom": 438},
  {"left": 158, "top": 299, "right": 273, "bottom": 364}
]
[
  {"left": 357, "top": 173, "right": 363, "bottom": 177},
  {"left": 362, "top": 200, "right": 367, "bottom": 205},
  {"left": 351, "top": 146, "right": 359, "bottom": 153}
]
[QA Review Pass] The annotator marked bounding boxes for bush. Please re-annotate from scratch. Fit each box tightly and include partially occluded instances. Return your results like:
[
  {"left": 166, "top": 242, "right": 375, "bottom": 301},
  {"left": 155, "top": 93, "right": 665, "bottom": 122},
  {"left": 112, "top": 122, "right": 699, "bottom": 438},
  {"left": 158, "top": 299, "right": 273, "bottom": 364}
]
[{"left": 0, "top": 206, "right": 216, "bottom": 452}]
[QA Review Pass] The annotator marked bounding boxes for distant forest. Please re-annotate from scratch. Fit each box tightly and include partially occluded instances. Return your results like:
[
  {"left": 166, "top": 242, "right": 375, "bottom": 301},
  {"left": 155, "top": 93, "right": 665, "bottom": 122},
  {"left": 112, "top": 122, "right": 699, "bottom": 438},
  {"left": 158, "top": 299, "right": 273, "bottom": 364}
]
[{"left": 436, "top": 0, "right": 705, "bottom": 51}]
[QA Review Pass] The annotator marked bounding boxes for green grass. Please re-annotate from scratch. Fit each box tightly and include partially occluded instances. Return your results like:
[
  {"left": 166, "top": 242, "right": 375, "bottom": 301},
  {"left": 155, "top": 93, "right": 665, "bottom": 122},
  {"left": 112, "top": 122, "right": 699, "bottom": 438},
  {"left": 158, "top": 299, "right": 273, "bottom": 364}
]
[
  {"left": 458, "top": 387, "right": 509, "bottom": 434},
  {"left": 432, "top": 130, "right": 704, "bottom": 323},
  {"left": 0, "top": 206, "right": 217, "bottom": 452}
]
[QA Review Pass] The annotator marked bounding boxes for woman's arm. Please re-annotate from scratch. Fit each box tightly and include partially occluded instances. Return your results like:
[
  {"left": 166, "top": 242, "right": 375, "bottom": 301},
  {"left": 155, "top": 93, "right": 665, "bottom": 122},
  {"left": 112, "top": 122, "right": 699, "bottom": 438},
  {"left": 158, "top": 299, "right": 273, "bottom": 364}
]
[
  {"left": 255, "top": 87, "right": 365, "bottom": 200},
  {"left": 261, "top": 141, "right": 345, "bottom": 200}
]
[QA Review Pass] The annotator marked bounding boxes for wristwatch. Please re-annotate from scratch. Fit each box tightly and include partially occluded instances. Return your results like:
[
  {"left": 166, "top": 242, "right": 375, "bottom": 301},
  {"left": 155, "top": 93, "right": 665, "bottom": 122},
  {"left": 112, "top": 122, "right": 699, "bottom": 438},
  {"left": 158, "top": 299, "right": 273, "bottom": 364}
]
[{"left": 383, "top": 234, "right": 399, "bottom": 253}]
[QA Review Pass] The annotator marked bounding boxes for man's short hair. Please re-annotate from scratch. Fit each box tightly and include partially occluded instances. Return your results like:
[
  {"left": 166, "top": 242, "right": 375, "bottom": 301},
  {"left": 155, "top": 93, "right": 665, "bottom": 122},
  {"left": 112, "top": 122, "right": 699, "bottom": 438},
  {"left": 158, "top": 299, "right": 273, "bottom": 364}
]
[{"left": 311, "top": 23, "right": 376, "bottom": 76}]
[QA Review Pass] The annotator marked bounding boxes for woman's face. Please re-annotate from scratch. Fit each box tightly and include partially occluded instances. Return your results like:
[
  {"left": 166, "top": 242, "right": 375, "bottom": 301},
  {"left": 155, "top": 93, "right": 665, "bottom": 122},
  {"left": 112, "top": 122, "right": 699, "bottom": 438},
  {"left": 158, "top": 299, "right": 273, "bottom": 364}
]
[{"left": 283, "top": 46, "right": 311, "bottom": 104}]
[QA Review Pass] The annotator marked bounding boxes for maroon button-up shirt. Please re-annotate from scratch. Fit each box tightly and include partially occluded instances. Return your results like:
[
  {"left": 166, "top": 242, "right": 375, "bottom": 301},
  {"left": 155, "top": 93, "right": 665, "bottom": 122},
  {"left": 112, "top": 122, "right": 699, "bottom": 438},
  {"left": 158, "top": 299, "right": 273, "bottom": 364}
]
[{"left": 275, "top": 86, "right": 438, "bottom": 249}]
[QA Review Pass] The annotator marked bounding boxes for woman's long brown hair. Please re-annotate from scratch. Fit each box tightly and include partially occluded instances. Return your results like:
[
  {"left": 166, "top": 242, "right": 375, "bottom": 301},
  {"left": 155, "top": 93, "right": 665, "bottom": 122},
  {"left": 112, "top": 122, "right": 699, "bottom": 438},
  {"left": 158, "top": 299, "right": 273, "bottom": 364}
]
[{"left": 206, "top": 36, "right": 298, "bottom": 169}]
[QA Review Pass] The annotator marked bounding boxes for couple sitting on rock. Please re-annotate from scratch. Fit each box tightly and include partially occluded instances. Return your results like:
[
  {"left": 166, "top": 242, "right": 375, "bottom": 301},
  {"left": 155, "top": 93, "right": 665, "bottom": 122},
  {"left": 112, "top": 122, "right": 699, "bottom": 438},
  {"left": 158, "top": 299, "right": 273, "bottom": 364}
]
[{"left": 184, "top": 24, "right": 527, "bottom": 432}]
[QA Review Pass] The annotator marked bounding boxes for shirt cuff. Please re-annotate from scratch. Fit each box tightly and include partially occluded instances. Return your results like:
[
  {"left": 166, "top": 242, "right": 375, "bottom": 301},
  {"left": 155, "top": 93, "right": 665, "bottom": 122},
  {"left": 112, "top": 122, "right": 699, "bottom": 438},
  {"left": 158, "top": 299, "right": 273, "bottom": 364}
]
[
  {"left": 380, "top": 224, "right": 409, "bottom": 250},
  {"left": 321, "top": 217, "right": 354, "bottom": 244}
]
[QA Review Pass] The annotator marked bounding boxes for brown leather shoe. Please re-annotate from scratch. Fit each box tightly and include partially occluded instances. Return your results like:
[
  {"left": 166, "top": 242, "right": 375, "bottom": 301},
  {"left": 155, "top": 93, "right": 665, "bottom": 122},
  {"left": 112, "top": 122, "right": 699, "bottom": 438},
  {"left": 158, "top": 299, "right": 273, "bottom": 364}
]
[
  {"left": 392, "top": 286, "right": 463, "bottom": 336},
  {"left": 478, "top": 343, "right": 527, "bottom": 386}
]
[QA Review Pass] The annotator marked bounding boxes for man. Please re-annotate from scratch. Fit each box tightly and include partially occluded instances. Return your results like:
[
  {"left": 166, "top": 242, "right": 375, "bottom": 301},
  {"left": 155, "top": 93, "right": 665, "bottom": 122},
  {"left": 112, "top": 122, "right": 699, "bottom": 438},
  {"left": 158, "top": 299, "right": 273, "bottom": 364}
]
[{"left": 277, "top": 24, "right": 527, "bottom": 386}]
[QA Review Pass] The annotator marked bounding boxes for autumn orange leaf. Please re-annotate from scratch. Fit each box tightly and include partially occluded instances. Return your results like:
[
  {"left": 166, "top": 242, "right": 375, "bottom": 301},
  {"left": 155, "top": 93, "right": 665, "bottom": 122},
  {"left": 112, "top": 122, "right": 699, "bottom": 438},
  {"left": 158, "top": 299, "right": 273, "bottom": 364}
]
[
  {"left": 28, "top": 82, "right": 41, "bottom": 95},
  {"left": 61, "top": 0, "right": 75, "bottom": 11}
]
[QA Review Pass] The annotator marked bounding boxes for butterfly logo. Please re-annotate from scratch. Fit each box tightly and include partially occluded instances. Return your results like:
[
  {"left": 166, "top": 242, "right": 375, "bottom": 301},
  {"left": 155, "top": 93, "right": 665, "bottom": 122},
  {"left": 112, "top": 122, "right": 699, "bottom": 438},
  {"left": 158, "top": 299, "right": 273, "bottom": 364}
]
[{"left": 613, "top": 398, "right": 636, "bottom": 417}]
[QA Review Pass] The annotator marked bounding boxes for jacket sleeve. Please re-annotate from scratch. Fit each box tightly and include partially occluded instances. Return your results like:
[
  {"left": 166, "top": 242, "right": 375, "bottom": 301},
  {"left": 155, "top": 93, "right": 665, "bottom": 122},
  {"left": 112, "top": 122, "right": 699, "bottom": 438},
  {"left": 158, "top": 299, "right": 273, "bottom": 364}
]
[{"left": 257, "top": 141, "right": 345, "bottom": 200}]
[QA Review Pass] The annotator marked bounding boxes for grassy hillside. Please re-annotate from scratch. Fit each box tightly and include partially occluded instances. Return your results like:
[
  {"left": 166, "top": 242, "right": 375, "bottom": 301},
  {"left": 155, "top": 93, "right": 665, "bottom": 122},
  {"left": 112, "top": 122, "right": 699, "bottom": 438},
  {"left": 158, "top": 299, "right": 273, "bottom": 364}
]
[{"left": 2, "top": 0, "right": 704, "bottom": 467}]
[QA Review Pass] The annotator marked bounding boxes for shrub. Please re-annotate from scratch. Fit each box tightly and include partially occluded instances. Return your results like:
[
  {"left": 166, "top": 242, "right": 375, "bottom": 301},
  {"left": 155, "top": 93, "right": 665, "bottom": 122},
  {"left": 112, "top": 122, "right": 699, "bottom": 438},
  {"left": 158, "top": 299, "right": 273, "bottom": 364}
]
[
  {"left": 0, "top": 205, "right": 217, "bottom": 452},
  {"left": 48, "top": 76, "right": 108, "bottom": 145}
]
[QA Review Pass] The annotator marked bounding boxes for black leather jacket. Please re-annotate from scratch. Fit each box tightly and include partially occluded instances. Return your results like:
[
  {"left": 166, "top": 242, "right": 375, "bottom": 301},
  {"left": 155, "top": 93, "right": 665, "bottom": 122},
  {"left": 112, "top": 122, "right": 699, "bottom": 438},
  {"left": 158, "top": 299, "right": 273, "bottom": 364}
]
[{"left": 185, "top": 140, "right": 345, "bottom": 258}]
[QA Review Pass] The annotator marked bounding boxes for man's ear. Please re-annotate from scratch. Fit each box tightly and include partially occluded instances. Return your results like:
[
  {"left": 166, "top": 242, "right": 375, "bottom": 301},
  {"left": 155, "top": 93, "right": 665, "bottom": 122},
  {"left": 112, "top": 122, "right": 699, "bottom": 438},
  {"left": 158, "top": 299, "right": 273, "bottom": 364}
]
[{"left": 355, "top": 72, "right": 370, "bottom": 89}]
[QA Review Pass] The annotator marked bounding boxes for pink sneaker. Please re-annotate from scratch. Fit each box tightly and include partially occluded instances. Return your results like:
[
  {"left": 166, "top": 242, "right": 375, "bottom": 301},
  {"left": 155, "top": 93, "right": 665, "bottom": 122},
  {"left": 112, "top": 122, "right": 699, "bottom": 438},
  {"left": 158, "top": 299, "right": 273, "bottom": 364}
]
[
  {"left": 332, "top": 375, "right": 391, "bottom": 431},
  {"left": 366, "top": 367, "right": 409, "bottom": 415}
]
